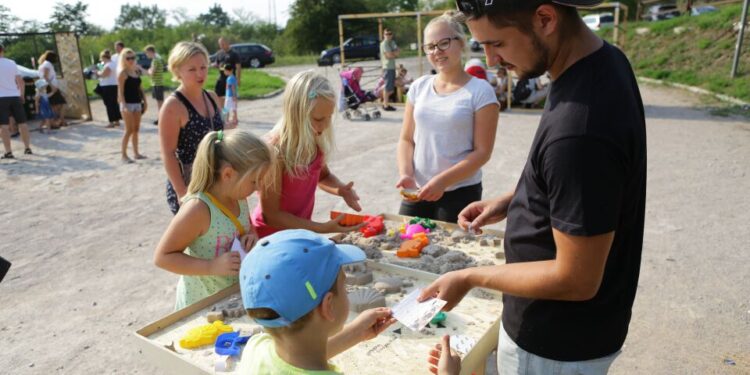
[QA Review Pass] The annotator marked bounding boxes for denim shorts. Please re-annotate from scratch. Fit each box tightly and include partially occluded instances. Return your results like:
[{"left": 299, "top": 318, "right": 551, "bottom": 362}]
[
  {"left": 120, "top": 103, "right": 142, "bottom": 113},
  {"left": 498, "top": 324, "right": 621, "bottom": 375}
]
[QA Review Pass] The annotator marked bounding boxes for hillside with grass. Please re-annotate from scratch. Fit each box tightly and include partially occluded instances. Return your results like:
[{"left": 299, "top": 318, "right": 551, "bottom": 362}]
[{"left": 601, "top": 3, "right": 750, "bottom": 102}]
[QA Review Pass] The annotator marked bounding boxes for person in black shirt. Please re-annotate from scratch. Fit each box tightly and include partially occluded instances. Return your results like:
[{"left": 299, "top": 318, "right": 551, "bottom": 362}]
[
  {"left": 422, "top": 1, "right": 646, "bottom": 373},
  {"left": 213, "top": 37, "right": 241, "bottom": 108}
]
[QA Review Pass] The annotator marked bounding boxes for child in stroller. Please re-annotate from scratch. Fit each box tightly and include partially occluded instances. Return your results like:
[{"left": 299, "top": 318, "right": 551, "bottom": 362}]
[{"left": 339, "top": 67, "right": 381, "bottom": 121}]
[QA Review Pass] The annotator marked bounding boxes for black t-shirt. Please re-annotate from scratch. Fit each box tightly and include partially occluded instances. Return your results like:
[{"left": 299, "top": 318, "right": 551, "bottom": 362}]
[
  {"left": 502, "top": 41, "right": 647, "bottom": 361},
  {"left": 215, "top": 48, "right": 240, "bottom": 81}
]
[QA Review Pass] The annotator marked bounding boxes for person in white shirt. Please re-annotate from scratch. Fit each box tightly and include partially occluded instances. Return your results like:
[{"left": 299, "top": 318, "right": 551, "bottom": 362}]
[
  {"left": 396, "top": 12, "right": 499, "bottom": 223},
  {"left": 0, "top": 44, "right": 32, "bottom": 158},
  {"left": 94, "top": 49, "right": 121, "bottom": 127},
  {"left": 37, "top": 50, "right": 67, "bottom": 128}
]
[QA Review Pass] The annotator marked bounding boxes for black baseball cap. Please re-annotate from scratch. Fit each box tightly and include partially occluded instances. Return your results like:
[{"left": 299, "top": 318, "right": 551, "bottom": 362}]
[{"left": 457, "top": 0, "right": 604, "bottom": 18}]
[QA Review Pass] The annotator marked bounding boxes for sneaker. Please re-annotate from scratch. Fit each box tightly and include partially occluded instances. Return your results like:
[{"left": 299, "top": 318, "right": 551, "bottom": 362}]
[
  {"left": 383, "top": 105, "right": 396, "bottom": 111},
  {"left": 24, "top": 148, "right": 32, "bottom": 155},
  {"left": 1, "top": 152, "right": 14, "bottom": 159}
]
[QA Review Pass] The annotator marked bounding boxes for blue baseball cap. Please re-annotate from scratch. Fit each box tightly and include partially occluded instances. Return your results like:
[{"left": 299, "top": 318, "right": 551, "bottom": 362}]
[{"left": 240, "top": 229, "right": 366, "bottom": 328}]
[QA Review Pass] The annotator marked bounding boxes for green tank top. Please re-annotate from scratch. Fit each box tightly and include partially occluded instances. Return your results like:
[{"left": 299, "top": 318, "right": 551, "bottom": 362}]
[{"left": 174, "top": 192, "right": 250, "bottom": 311}]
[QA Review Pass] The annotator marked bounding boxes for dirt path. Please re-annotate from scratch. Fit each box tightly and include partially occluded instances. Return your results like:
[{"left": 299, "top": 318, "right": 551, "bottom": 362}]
[{"left": 0, "top": 62, "right": 747, "bottom": 374}]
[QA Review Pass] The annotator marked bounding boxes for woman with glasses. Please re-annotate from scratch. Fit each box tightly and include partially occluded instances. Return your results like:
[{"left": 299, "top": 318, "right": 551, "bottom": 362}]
[
  {"left": 117, "top": 48, "right": 147, "bottom": 163},
  {"left": 396, "top": 11, "right": 499, "bottom": 223}
]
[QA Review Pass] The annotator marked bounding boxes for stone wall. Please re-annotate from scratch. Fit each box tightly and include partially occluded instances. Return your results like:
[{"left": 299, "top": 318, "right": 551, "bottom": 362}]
[{"left": 55, "top": 33, "right": 91, "bottom": 120}]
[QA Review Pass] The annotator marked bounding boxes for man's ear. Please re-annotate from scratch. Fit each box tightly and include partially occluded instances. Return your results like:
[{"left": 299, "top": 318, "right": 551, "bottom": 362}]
[
  {"left": 317, "top": 292, "right": 337, "bottom": 322},
  {"left": 534, "top": 4, "right": 561, "bottom": 37}
]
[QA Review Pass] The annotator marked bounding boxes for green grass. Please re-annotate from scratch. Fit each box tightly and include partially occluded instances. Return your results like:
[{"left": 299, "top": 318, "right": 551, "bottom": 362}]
[
  {"left": 86, "top": 68, "right": 285, "bottom": 99},
  {"left": 273, "top": 54, "right": 319, "bottom": 66},
  {"left": 597, "top": 4, "right": 750, "bottom": 102}
]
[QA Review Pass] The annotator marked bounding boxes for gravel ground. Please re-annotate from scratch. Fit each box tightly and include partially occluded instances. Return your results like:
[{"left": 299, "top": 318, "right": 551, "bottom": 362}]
[{"left": 0, "top": 59, "right": 747, "bottom": 374}]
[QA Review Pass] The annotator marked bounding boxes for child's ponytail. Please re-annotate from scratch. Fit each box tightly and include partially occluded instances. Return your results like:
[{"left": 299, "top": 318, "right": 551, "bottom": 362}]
[{"left": 187, "top": 130, "right": 275, "bottom": 196}]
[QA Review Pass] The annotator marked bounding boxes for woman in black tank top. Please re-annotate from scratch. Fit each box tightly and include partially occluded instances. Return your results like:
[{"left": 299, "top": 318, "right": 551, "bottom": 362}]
[
  {"left": 117, "top": 48, "right": 147, "bottom": 164},
  {"left": 158, "top": 42, "right": 227, "bottom": 214}
]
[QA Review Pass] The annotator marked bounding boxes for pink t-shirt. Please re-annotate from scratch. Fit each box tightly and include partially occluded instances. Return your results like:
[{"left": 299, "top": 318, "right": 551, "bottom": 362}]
[{"left": 252, "top": 151, "right": 324, "bottom": 238}]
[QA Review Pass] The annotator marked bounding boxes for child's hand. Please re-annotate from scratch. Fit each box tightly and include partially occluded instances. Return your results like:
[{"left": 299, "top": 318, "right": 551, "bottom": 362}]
[
  {"left": 240, "top": 232, "right": 258, "bottom": 252},
  {"left": 428, "top": 335, "right": 461, "bottom": 375},
  {"left": 347, "top": 307, "right": 396, "bottom": 342},
  {"left": 208, "top": 251, "right": 241, "bottom": 276},
  {"left": 322, "top": 215, "right": 364, "bottom": 233},
  {"left": 338, "top": 182, "right": 361, "bottom": 212}
]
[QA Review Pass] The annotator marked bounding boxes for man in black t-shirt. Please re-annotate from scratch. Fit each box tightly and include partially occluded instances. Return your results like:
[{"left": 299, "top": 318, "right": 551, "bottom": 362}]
[
  {"left": 422, "top": 1, "right": 646, "bottom": 373},
  {"left": 213, "top": 37, "right": 241, "bottom": 108}
]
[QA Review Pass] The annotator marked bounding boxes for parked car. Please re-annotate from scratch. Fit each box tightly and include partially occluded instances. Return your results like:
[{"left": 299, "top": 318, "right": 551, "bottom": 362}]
[
  {"left": 318, "top": 35, "right": 380, "bottom": 66},
  {"left": 583, "top": 13, "right": 615, "bottom": 30},
  {"left": 469, "top": 37, "right": 482, "bottom": 52},
  {"left": 691, "top": 5, "right": 717, "bottom": 16},
  {"left": 644, "top": 4, "right": 681, "bottom": 21},
  {"left": 210, "top": 43, "right": 275, "bottom": 69}
]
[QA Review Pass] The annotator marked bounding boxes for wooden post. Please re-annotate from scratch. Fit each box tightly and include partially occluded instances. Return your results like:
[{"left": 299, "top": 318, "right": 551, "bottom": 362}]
[
  {"left": 378, "top": 18, "right": 383, "bottom": 41},
  {"left": 338, "top": 18, "right": 345, "bottom": 67},
  {"left": 417, "top": 12, "right": 423, "bottom": 77},
  {"left": 731, "top": 0, "right": 749, "bottom": 78},
  {"left": 614, "top": 5, "right": 621, "bottom": 47}
]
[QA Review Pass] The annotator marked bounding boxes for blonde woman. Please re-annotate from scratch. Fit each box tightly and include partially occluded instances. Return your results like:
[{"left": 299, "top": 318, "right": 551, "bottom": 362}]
[
  {"left": 159, "top": 42, "right": 230, "bottom": 214},
  {"left": 251, "top": 71, "right": 361, "bottom": 238},
  {"left": 396, "top": 12, "right": 499, "bottom": 223},
  {"left": 37, "top": 51, "right": 66, "bottom": 128},
  {"left": 154, "top": 129, "right": 274, "bottom": 310},
  {"left": 117, "top": 48, "right": 146, "bottom": 163}
]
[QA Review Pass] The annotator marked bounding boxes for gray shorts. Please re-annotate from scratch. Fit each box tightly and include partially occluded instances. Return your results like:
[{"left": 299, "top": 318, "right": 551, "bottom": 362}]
[
  {"left": 383, "top": 69, "right": 396, "bottom": 93},
  {"left": 152, "top": 86, "right": 165, "bottom": 101},
  {"left": 0, "top": 96, "right": 27, "bottom": 124},
  {"left": 498, "top": 324, "right": 621, "bottom": 375}
]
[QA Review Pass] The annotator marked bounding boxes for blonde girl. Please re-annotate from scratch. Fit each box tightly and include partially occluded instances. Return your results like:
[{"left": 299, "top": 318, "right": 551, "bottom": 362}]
[
  {"left": 396, "top": 12, "right": 499, "bottom": 223},
  {"left": 252, "top": 70, "right": 361, "bottom": 238},
  {"left": 117, "top": 48, "right": 147, "bottom": 163},
  {"left": 154, "top": 129, "right": 274, "bottom": 310}
]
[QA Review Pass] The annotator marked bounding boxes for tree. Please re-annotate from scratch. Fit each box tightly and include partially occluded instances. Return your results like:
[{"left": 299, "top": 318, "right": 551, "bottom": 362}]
[
  {"left": 115, "top": 4, "right": 167, "bottom": 30},
  {"left": 47, "top": 1, "right": 93, "bottom": 35},
  {"left": 0, "top": 5, "right": 20, "bottom": 33},
  {"left": 197, "top": 4, "right": 231, "bottom": 28},
  {"left": 283, "top": 0, "right": 372, "bottom": 53},
  {"left": 170, "top": 7, "right": 194, "bottom": 24}
]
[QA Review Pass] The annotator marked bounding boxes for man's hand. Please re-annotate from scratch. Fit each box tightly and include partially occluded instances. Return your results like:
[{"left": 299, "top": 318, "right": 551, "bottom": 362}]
[
  {"left": 457, "top": 194, "right": 512, "bottom": 234},
  {"left": 418, "top": 269, "right": 472, "bottom": 311}
]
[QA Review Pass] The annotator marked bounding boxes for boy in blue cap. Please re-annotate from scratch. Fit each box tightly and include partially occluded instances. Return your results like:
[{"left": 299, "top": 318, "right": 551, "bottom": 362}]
[{"left": 238, "top": 229, "right": 397, "bottom": 373}]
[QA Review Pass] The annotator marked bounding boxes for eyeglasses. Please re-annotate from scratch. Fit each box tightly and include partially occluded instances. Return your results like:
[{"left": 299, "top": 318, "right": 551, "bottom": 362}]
[
  {"left": 456, "top": 0, "right": 497, "bottom": 18},
  {"left": 125, "top": 56, "right": 136, "bottom": 61},
  {"left": 422, "top": 37, "right": 460, "bottom": 55}
]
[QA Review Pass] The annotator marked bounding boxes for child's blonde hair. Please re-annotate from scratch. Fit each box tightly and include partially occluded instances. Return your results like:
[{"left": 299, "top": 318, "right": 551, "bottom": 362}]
[
  {"left": 187, "top": 130, "right": 275, "bottom": 196},
  {"left": 168, "top": 41, "right": 210, "bottom": 83},
  {"left": 272, "top": 70, "right": 335, "bottom": 177},
  {"left": 117, "top": 48, "right": 136, "bottom": 73}
]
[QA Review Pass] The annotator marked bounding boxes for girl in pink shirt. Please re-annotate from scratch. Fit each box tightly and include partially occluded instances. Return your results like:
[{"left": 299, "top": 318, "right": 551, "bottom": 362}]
[{"left": 252, "top": 71, "right": 362, "bottom": 238}]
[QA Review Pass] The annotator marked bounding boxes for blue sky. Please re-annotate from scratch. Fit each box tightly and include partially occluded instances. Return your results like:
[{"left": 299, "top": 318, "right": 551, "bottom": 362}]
[{"left": 8, "top": 0, "right": 294, "bottom": 29}]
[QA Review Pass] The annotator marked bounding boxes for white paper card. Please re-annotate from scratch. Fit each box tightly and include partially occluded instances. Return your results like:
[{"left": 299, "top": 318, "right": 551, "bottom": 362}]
[
  {"left": 231, "top": 237, "right": 247, "bottom": 262},
  {"left": 391, "top": 288, "right": 447, "bottom": 331},
  {"left": 450, "top": 335, "right": 478, "bottom": 355}
]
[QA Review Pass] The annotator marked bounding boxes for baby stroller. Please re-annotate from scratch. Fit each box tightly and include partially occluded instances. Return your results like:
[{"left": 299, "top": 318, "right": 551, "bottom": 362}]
[{"left": 339, "top": 67, "right": 381, "bottom": 121}]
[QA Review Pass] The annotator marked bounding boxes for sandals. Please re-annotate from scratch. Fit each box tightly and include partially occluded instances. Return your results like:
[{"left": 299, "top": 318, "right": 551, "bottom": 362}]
[
  {"left": 24, "top": 148, "right": 33, "bottom": 155},
  {"left": 1, "top": 152, "right": 13, "bottom": 159}
]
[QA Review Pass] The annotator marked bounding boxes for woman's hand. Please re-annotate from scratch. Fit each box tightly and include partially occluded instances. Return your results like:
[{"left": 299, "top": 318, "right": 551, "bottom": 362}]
[
  {"left": 427, "top": 335, "right": 461, "bottom": 375},
  {"left": 418, "top": 177, "right": 447, "bottom": 202},
  {"left": 396, "top": 175, "right": 418, "bottom": 190}
]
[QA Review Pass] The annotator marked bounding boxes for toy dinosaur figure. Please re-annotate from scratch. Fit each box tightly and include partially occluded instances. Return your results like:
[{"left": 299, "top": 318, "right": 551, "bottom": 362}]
[{"left": 397, "top": 232, "right": 429, "bottom": 258}]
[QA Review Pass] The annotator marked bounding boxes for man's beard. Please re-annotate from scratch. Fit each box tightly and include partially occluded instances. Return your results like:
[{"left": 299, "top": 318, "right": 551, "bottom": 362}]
[{"left": 513, "top": 33, "right": 549, "bottom": 80}]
